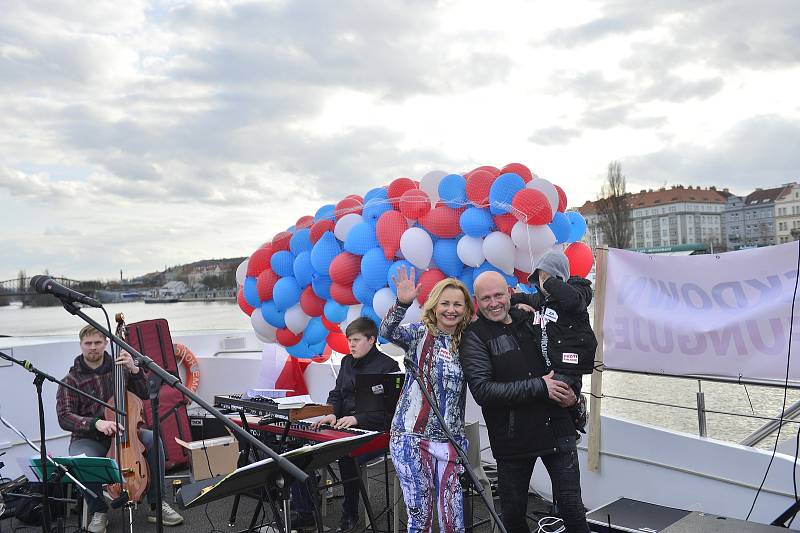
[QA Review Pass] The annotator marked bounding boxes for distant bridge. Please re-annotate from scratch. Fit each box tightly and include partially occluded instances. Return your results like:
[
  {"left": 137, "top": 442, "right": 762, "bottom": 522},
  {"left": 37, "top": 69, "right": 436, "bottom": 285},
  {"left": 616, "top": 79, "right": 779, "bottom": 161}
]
[{"left": 0, "top": 277, "right": 90, "bottom": 300}]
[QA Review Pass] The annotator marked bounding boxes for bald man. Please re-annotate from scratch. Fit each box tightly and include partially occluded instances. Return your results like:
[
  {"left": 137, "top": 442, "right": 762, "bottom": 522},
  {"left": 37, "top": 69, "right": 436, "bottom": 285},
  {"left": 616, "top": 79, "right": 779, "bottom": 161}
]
[{"left": 461, "top": 272, "right": 589, "bottom": 533}]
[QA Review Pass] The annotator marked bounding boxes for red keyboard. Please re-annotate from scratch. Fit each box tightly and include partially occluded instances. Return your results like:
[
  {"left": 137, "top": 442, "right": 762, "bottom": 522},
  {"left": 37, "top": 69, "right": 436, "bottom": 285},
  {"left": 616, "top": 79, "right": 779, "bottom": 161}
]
[{"left": 232, "top": 416, "right": 389, "bottom": 457}]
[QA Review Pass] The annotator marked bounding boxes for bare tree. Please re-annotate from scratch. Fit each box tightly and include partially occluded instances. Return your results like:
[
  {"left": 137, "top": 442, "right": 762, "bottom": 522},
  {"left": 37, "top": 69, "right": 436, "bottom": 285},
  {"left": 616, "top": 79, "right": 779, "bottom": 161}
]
[{"left": 596, "top": 161, "right": 632, "bottom": 249}]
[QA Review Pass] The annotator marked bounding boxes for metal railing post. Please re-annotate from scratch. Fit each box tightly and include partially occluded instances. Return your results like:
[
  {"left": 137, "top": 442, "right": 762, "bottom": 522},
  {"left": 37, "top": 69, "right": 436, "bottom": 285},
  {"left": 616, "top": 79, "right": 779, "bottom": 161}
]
[{"left": 696, "top": 380, "right": 707, "bottom": 437}]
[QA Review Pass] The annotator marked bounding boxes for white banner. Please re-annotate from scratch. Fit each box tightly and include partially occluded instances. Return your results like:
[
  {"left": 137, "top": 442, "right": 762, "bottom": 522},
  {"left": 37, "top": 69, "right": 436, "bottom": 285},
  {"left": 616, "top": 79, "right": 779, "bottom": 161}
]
[{"left": 602, "top": 242, "right": 800, "bottom": 381}]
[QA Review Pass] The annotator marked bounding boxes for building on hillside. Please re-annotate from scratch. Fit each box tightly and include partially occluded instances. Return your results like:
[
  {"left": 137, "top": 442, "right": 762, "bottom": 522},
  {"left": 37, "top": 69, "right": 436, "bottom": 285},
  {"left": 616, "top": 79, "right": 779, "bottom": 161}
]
[
  {"left": 724, "top": 185, "right": 788, "bottom": 249},
  {"left": 775, "top": 182, "right": 800, "bottom": 244},
  {"left": 578, "top": 185, "right": 729, "bottom": 250},
  {"left": 188, "top": 264, "right": 225, "bottom": 286}
]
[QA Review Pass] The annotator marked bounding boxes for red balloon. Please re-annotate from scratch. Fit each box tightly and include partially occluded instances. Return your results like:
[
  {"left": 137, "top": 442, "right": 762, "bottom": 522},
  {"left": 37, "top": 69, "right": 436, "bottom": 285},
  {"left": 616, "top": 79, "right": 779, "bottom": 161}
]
[
  {"left": 466, "top": 170, "right": 496, "bottom": 207},
  {"left": 419, "top": 205, "right": 462, "bottom": 238},
  {"left": 511, "top": 189, "right": 553, "bottom": 225},
  {"left": 310, "top": 219, "right": 335, "bottom": 243},
  {"left": 493, "top": 213, "right": 517, "bottom": 235},
  {"left": 346, "top": 194, "right": 364, "bottom": 203},
  {"left": 388, "top": 177, "right": 417, "bottom": 209},
  {"left": 466, "top": 165, "right": 501, "bottom": 179},
  {"left": 246, "top": 246, "right": 274, "bottom": 276},
  {"left": 554, "top": 184, "right": 568, "bottom": 212},
  {"left": 295, "top": 215, "right": 314, "bottom": 230},
  {"left": 514, "top": 269, "right": 530, "bottom": 285},
  {"left": 501, "top": 163, "right": 533, "bottom": 183},
  {"left": 272, "top": 231, "right": 292, "bottom": 251},
  {"left": 276, "top": 327, "right": 302, "bottom": 347},
  {"left": 321, "top": 315, "right": 341, "bottom": 333},
  {"left": 335, "top": 197, "right": 363, "bottom": 219},
  {"left": 376, "top": 210, "right": 408, "bottom": 259},
  {"left": 299, "top": 286, "right": 325, "bottom": 317},
  {"left": 326, "top": 332, "right": 350, "bottom": 354},
  {"left": 399, "top": 188, "right": 432, "bottom": 220},
  {"left": 417, "top": 269, "right": 446, "bottom": 306},
  {"left": 329, "top": 252, "right": 361, "bottom": 285},
  {"left": 330, "top": 282, "right": 359, "bottom": 305},
  {"left": 237, "top": 288, "right": 254, "bottom": 316},
  {"left": 565, "top": 242, "right": 594, "bottom": 278},
  {"left": 256, "top": 268, "right": 279, "bottom": 301}
]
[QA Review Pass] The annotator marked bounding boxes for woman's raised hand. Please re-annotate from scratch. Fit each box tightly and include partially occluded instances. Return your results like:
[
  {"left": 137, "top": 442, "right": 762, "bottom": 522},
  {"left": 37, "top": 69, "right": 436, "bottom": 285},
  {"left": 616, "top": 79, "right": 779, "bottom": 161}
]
[{"left": 392, "top": 265, "right": 420, "bottom": 305}]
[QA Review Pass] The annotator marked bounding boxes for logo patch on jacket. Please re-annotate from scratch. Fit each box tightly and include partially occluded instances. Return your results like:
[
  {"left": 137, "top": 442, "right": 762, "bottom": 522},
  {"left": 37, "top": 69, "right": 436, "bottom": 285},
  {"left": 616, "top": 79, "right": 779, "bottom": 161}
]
[{"left": 562, "top": 352, "right": 579, "bottom": 364}]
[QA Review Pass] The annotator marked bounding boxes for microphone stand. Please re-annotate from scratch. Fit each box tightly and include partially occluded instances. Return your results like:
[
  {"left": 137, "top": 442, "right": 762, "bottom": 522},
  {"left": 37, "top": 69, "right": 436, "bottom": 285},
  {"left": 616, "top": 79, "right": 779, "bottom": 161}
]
[
  {"left": 0, "top": 350, "right": 122, "bottom": 533},
  {"left": 53, "top": 298, "right": 309, "bottom": 515},
  {"left": 403, "top": 355, "right": 507, "bottom": 533}
]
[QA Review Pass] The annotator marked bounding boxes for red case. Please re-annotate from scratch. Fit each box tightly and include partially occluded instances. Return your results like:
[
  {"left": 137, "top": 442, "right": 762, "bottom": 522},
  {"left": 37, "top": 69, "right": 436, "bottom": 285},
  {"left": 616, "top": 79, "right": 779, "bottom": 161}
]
[{"left": 125, "top": 318, "right": 192, "bottom": 469}]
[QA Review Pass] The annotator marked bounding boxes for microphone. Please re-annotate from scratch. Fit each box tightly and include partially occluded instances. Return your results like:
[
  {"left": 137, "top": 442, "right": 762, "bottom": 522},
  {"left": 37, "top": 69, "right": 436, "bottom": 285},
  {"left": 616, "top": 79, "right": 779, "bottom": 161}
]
[{"left": 29, "top": 275, "right": 102, "bottom": 308}]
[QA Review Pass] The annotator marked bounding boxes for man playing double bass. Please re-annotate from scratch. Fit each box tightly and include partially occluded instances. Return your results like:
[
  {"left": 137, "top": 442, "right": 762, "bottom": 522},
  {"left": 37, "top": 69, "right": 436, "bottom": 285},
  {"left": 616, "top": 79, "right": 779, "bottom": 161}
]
[{"left": 56, "top": 325, "right": 184, "bottom": 533}]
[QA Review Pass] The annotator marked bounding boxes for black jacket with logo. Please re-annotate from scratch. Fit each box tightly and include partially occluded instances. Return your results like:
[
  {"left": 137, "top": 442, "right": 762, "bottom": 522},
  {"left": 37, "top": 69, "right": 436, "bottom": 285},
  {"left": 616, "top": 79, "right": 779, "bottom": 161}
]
[
  {"left": 327, "top": 345, "right": 400, "bottom": 431},
  {"left": 461, "top": 308, "right": 574, "bottom": 459}
]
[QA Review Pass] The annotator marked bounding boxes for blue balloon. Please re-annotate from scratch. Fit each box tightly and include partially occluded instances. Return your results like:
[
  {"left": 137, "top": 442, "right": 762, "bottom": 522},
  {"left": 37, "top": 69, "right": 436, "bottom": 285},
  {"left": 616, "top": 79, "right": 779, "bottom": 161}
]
[
  {"left": 261, "top": 300, "right": 286, "bottom": 328},
  {"left": 344, "top": 222, "right": 378, "bottom": 255},
  {"left": 387, "top": 260, "right": 416, "bottom": 294},
  {"left": 473, "top": 262, "right": 504, "bottom": 286},
  {"left": 315, "top": 204, "right": 336, "bottom": 221},
  {"left": 312, "top": 274, "right": 333, "bottom": 300},
  {"left": 505, "top": 273, "right": 520, "bottom": 288},
  {"left": 273, "top": 276, "right": 301, "bottom": 311},
  {"left": 353, "top": 274, "right": 376, "bottom": 305},
  {"left": 460, "top": 207, "right": 494, "bottom": 237},
  {"left": 360, "top": 305, "right": 381, "bottom": 328},
  {"left": 489, "top": 173, "right": 525, "bottom": 215},
  {"left": 566, "top": 211, "right": 587, "bottom": 243},
  {"left": 433, "top": 239, "right": 463, "bottom": 278},
  {"left": 309, "top": 340, "right": 328, "bottom": 356},
  {"left": 310, "top": 231, "right": 342, "bottom": 274},
  {"left": 439, "top": 174, "right": 467, "bottom": 209},
  {"left": 361, "top": 248, "right": 391, "bottom": 290},
  {"left": 270, "top": 250, "right": 294, "bottom": 278},
  {"left": 549, "top": 212, "right": 571, "bottom": 244},
  {"left": 286, "top": 340, "right": 314, "bottom": 358},
  {"left": 289, "top": 228, "right": 313, "bottom": 255},
  {"left": 304, "top": 317, "right": 328, "bottom": 345},
  {"left": 363, "top": 196, "right": 392, "bottom": 225},
  {"left": 459, "top": 267, "right": 475, "bottom": 295},
  {"left": 324, "top": 299, "right": 348, "bottom": 322},
  {"left": 293, "top": 251, "right": 314, "bottom": 287},
  {"left": 243, "top": 277, "right": 260, "bottom": 308},
  {"left": 364, "top": 187, "right": 388, "bottom": 203}
]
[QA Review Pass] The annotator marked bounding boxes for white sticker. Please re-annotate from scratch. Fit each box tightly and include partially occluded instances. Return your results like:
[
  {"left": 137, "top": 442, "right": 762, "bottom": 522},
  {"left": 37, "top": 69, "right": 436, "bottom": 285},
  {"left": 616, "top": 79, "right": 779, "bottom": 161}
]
[
  {"left": 562, "top": 352, "right": 579, "bottom": 365},
  {"left": 371, "top": 384, "right": 385, "bottom": 395},
  {"left": 544, "top": 308, "right": 559, "bottom": 322},
  {"left": 438, "top": 347, "right": 452, "bottom": 361}
]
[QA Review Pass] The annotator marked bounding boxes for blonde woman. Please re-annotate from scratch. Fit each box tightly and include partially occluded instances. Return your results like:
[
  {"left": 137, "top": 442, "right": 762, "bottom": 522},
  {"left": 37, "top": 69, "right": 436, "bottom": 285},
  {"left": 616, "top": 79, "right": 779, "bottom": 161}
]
[{"left": 379, "top": 266, "right": 475, "bottom": 533}]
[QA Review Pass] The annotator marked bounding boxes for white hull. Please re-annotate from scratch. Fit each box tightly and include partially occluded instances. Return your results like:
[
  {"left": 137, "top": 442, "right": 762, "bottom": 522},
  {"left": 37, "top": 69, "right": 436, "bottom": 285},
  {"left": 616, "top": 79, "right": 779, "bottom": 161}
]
[{"left": 1, "top": 331, "right": 797, "bottom": 529}]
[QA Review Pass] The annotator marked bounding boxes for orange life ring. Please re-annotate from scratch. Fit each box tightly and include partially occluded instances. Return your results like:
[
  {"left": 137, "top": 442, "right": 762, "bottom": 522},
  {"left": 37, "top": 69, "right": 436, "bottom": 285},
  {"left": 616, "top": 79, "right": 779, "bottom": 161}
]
[{"left": 174, "top": 343, "right": 201, "bottom": 393}]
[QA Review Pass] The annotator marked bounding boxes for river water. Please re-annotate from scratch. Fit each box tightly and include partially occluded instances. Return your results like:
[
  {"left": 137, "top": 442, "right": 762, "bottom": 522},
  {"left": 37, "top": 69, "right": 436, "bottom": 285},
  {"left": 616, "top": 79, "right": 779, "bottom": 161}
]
[{"left": 2, "top": 301, "right": 798, "bottom": 449}]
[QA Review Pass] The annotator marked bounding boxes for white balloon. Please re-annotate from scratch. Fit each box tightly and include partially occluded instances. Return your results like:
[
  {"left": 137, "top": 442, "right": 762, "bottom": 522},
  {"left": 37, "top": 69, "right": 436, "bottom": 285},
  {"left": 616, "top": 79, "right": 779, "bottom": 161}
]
[
  {"left": 514, "top": 245, "right": 548, "bottom": 274},
  {"left": 400, "top": 300, "right": 422, "bottom": 325},
  {"left": 284, "top": 303, "right": 311, "bottom": 335},
  {"left": 526, "top": 178, "right": 559, "bottom": 216},
  {"left": 419, "top": 170, "right": 447, "bottom": 204},
  {"left": 400, "top": 227, "right": 433, "bottom": 270},
  {"left": 251, "top": 308, "right": 277, "bottom": 342},
  {"left": 511, "top": 221, "right": 555, "bottom": 253},
  {"left": 236, "top": 259, "right": 249, "bottom": 286},
  {"left": 341, "top": 304, "right": 364, "bottom": 332},
  {"left": 457, "top": 235, "right": 485, "bottom": 267},
  {"left": 373, "top": 287, "right": 396, "bottom": 320},
  {"left": 483, "top": 231, "right": 515, "bottom": 275},
  {"left": 334, "top": 213, "right": 364, "bottom": 241}
]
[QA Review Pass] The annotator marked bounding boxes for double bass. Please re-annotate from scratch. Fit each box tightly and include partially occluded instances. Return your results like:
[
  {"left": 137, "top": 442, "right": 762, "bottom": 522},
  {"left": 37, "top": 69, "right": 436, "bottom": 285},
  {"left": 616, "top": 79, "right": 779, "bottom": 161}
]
[{"left": 105, "top": 313, "right": 149, "bottom": 504}]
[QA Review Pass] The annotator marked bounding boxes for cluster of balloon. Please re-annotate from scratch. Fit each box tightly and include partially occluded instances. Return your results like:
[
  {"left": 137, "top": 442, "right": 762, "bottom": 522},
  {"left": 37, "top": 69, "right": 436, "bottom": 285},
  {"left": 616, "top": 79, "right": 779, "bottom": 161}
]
[{"left": 235, "top": 163, "right": 592, "bottom": 358}]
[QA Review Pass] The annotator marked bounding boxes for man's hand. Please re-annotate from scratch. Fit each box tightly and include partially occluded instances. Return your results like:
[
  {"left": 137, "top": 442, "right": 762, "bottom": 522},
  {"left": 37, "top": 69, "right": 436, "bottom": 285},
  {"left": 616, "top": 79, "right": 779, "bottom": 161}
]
[
  {"left": 333, "top": 416, "right": 358, "bottom": 429},
  {"left": 311, "top": 414, "right": 337, "bottom": 429},
  {"left": 542, "top": 371, "right": 575, "bottom": 407},
  {"left": 115, "top": 350, "right": 139, "bottom": 374},
  {"left": 95, "top": 419, "right": 124, "bottom": 436},
  {"left": 514, "top": 303, "right": 535, "bottom": 313}
]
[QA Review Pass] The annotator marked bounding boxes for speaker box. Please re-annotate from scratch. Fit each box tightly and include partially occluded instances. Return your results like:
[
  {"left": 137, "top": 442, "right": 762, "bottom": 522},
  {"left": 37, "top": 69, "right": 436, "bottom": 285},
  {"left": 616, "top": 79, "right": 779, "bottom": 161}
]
[
  {"left": 587, "top": 497, "right": 690, "bottom": 532},
  {"left": 188, "top": 414, "right": 231, "bottom": 441}
]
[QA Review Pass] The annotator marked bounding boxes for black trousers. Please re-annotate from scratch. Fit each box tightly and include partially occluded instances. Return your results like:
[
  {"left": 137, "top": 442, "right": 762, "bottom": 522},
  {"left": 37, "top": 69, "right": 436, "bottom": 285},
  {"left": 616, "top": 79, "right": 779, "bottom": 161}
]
[{"left": 496, "top": 436, "right": 589, "bottom": 533}]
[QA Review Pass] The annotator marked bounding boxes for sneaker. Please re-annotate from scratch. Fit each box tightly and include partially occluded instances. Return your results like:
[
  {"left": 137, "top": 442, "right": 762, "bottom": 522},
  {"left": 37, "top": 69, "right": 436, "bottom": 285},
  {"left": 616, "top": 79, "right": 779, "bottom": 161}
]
[
  {"left": 148, "top": 501, "right": 185, "bottom": 526},
  {"left": 87, "top": 512, "right": 108, "bottom": 533}
]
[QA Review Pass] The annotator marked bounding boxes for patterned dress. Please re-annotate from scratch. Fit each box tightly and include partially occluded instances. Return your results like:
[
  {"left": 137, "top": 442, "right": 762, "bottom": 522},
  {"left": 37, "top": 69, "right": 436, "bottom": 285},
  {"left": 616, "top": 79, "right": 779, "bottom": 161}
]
[{"left": 380, "top": 301, "right": 467, "bottom": 533}]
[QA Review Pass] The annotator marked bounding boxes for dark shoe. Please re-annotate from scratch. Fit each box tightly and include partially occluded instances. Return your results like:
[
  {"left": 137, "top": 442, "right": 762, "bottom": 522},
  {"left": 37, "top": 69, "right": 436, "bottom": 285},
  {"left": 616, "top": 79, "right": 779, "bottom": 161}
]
[
  {"left": 336, "top": 514, "right": 360, "bottom": 533},
  {"left": 293, "top": 512, "right": 317, "bottom": 532}
]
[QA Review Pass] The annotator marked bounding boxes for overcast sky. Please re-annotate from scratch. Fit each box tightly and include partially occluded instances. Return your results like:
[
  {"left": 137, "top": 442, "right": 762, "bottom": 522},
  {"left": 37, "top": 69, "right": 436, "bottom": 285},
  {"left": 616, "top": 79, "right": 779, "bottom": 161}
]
[{"left": 1, "top": 0, "right": 798, "bottom": 281}]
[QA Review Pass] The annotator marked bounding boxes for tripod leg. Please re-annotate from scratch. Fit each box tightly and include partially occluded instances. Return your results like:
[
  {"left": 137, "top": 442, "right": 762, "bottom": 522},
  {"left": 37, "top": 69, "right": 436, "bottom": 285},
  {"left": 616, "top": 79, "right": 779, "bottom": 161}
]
[
  {"left": 245, "top": 494, "right": 264, "bottom": 533},
  {"left": 229, "top": 494, "right": 242, "bottom": 526},
  {"left": 356, "top": 463, "right": 378, "bottom": 533}
]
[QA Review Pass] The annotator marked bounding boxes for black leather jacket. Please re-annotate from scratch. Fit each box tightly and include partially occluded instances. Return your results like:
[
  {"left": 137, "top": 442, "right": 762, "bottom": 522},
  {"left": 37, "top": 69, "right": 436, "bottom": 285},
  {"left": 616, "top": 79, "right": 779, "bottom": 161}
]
[{"left": 461, "top": 308, "right": 574, "bottom": 459}]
